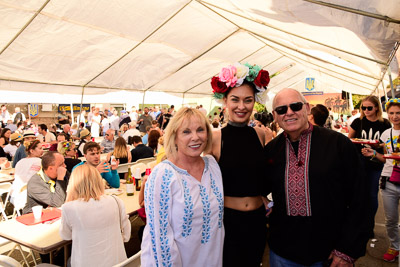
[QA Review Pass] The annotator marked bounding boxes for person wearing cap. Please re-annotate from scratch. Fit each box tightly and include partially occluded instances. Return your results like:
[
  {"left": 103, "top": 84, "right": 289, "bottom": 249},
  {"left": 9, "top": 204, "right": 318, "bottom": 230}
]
[
  {"left": 122, "top": 121, "right": 140, "bottom": 144},
  {"left": 4, "top": 132, "right": 23, "bottom": 159},
  {"left": 77, "top": 128, "right": 91, "bottom": 157},
  {"left": 12, "top": 129, "right": 36, "bottom": 168}
]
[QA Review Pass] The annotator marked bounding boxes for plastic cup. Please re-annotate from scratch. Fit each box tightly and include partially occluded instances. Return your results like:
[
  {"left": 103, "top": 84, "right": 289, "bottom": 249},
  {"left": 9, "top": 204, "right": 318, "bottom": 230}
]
[{"left": 32, "top": 205, "right": 43, "bottom": 220}]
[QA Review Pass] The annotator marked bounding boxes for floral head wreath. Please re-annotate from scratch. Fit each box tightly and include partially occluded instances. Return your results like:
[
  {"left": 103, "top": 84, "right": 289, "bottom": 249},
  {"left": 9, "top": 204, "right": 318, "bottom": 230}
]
[
  {"left": 385, "top": 98, "right": 400, "bottom": 111},
  {"left": 61, "top": 141, "right": 72, "bottom": 151},
  {"left": 211, "top": 62, "right": 270, "bottom": 104}
]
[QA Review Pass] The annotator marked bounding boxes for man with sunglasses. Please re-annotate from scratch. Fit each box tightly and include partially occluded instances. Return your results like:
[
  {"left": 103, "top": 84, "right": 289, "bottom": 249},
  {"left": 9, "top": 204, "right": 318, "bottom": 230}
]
[
  {"left": 100, "top": 129, "right": 115, "bottom": 153},
  {"left": 264, "top": 88, "right": 369, "bottom": 267}
]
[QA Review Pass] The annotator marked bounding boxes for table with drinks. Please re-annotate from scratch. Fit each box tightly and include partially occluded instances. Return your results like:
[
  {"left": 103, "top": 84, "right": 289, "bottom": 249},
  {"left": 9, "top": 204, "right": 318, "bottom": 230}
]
[{"left": 0, "top": 185, "right": 141, "bottom": 265}]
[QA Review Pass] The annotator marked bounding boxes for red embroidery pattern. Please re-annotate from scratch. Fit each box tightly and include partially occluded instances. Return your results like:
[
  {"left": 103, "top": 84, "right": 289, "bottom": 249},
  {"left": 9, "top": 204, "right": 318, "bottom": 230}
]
[
  {"left": 332, "top": 249, "right": 355, "bottom": 264},
  {"left": 285, "top": 124, "right": 313, "bottom": 216}
]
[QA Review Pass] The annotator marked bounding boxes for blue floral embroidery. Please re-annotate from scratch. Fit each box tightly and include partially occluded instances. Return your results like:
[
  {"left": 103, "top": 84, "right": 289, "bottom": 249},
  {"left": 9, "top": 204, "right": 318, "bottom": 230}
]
[
  {"left": 181, "top": 179, "right": 194, "bottom": 237},
  {"left": 158, "top": 168, "right": 173, "bottom": 266},
  {"left": 199, "top": 184, "right": 211, "bottom": 244},
  {"left": 210, "top": 174, "right": 223, "bottom": 228},
  {"left": 146, "top": 167, "right": 159, "bottom": 266}
]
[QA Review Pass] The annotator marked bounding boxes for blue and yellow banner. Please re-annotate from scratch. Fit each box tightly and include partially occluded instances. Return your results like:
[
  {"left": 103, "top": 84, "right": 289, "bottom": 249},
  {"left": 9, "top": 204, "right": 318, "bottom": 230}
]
[
  {"left": 305, "top": 78, "right": 315, "bottom": 91},
  {"left": 29, "top": 104, "right": 39, "bottom": 117},
  {"left": 58, "top": 104, "right": 90, "bottom": 113}
]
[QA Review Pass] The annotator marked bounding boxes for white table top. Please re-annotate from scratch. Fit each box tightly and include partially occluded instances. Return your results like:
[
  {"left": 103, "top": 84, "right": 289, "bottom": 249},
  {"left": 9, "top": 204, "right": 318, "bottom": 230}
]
[
  {"left": 0, "top": 186, "right": 140, "bottom": 254},
  {"left": 0, "top": 168, "right": 14, "bottom": 184}
]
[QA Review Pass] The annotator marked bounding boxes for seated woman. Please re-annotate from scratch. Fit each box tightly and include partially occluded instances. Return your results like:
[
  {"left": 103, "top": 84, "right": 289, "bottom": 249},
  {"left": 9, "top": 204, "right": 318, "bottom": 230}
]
[
  {"left": 0, "top": 128, "right": 11, "bottom": 148},
  {"left": 147, "top": 129, "right": 160, "bottom": 155},
  {"left": 60, "top": 164, "right": 131, "bottom": 267},
  {"left": 3, "top": 132, "right": 22, "bottom": 160},
  {"left": 57, "top": 141, "right": 81, "bottom": 173},
  {"left": 141, "top": 107, "right": 224, "bottom": 266},
  {"left": 11, "top": 140, "right": 43, "bottom": 209},
  {"left": 106, "top": 137, "right": 132, "bottom": 179},
  {"left": 77, "top": 128, "right": 91, "bottom": 157}
]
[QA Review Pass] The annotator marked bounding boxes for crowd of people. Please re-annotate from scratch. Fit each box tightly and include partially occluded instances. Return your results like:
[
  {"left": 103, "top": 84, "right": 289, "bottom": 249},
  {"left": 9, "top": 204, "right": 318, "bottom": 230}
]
[{"left": 0, "top": 63, "right": 398, "bottom": 266}]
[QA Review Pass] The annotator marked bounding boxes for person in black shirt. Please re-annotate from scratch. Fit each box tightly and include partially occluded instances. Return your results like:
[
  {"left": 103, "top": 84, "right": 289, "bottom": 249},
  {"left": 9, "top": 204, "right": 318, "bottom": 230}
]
[
  {"left": 130, "top": 136, "right": 154, "bottom": 162},
  {"left": 265, "top": 88, "right": 369, "bottom": 266},
  {"left": 348, "top": 95, "right": 391, "bottom": 238}
]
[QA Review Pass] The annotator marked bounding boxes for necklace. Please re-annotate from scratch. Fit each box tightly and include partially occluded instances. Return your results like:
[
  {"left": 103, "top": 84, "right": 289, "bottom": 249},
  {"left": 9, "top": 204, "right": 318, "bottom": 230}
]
[{"left": 228, "top": 121, "right": 247, "bottom": 127}]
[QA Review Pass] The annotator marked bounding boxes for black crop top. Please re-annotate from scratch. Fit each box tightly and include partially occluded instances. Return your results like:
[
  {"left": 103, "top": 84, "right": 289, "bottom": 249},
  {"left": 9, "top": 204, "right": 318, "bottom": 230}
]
[{"left": 218, "top": 123, "right": 267, "bottom": 197}]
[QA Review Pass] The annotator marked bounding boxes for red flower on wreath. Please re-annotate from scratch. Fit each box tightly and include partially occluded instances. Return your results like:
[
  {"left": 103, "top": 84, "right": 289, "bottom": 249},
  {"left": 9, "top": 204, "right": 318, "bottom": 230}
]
[
  {"left": 254, "top": 69, "right": 270, "bottom": 88},
  {"left": 211, "top": 76, "right": 229, "bottom": 94}
]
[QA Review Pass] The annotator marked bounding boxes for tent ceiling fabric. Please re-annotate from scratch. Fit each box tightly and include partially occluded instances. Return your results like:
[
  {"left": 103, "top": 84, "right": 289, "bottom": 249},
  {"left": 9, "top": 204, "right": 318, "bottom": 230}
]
[{"left": 0, "top": 0, "right": 399, "bottom": 103}]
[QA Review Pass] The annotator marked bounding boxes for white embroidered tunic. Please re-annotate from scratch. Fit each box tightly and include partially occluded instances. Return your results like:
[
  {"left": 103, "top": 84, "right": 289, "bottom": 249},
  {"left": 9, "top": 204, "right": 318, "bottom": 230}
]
[{"left": 141, "top": 155, "right": 224, "bottom": 267}]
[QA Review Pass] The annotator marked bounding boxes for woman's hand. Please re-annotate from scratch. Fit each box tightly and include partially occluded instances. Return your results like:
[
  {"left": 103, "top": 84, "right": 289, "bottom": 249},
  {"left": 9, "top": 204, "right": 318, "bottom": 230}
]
[
  {"left": 361, "top": 147, "right": 374, "bottom": 157},
  {"left": 261, "top": 196, "right": 273, "bottom": 216}
]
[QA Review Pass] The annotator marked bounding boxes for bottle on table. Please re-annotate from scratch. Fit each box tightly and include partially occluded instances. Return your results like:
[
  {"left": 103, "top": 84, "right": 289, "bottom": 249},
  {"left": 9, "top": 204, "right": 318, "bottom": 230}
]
[
  {"left": 135, "top": 168, "right": 141, "bottom": 191},
  {"left": 126, "top": 168, "right": 134, "bottom": 196}
]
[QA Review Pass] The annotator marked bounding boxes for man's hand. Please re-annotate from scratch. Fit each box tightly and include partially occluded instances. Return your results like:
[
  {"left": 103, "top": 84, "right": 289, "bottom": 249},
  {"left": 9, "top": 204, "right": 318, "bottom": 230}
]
[
  {"left": 110, "top": 158, "right": 119, "bottom": 170},
  {"left": 97, "top": 160, "right": 111, "bottom": 173},
  {"left": 329, "top": 253, "right": 353, "bottom": 267},
  {"left": 57, "top": 166, "right": 67, "bottom": 181}
]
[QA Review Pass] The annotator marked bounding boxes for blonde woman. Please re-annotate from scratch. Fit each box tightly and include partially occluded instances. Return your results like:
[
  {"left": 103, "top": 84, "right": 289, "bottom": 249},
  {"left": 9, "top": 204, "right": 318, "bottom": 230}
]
[
  {"left": 107, "top": 137, "right": 131, "bottom": 179},
  {"left": 141, "top": 108, "right": 224, "bottom": 267},
  {"left": 60, "top": 164, "right": 131, "bottom": 267},
  {"left": 348, "top": 95, "right": 391, "bottom": 238}
]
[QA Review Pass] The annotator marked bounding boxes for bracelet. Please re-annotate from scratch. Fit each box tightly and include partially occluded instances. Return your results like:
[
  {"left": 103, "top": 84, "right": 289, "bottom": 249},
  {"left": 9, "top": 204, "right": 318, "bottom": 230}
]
[{"left": 371, "top": 150, "right": 376, "bottom": 158}]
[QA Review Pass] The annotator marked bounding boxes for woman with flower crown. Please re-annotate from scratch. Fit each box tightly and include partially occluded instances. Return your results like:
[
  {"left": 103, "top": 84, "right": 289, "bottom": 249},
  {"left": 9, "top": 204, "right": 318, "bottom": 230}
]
[{"left": 209, "top": 62, "right": 271, "bottom": 266}]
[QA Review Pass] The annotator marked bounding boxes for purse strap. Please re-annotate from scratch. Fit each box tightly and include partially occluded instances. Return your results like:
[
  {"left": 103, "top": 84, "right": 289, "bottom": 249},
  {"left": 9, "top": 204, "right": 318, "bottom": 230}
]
[{"left": 111, "top": 195, "right": 123, "bottom": 234}]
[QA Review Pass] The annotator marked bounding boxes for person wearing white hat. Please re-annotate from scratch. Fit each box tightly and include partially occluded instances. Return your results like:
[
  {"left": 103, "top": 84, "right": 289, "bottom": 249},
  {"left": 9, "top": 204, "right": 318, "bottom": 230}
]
[
  {"left": 12, "top": 130, "right": 36, "bottom": 168},
  {"left": 4, "top": 132, "right": 23, "bottom": 159}
]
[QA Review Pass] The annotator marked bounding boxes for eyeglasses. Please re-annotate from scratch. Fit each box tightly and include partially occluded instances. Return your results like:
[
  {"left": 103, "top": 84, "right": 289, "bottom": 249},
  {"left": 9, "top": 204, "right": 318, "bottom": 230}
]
[
  {"left": 274, "top": 102, "right": 305, "bottom": 115},
  {"left": 361, "top": 106, "right": 374, "bottom": 111},
  {"left": 105, "top": 134, "right": 110, "bottom": 136}
]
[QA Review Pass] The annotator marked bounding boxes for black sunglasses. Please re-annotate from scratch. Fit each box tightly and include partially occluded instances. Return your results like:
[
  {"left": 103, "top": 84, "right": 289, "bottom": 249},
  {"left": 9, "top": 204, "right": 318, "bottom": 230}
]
[
  {"left": 361, "top": 106, "right": 374, "bottom": 111},
  {"left": 274, "top": 102, "right": 304, "bottom": 115}
]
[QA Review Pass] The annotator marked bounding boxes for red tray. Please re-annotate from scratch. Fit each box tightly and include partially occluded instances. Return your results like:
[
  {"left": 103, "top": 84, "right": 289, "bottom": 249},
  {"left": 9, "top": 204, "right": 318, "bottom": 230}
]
[
  {"left": 16, "top": 208, "right": 62, "bottom": 226},
  {"left": 351, "top": 139, "right": 379, "bottom": 145},
  {"left": 383, "top": 154, "right": 400, "bottom": 160}
]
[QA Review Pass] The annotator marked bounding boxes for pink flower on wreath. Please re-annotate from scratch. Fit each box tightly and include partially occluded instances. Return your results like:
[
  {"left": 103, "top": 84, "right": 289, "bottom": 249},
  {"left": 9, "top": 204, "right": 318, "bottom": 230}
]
[{"left": 219, "top": 65, "right": 237, "bottom": 87}]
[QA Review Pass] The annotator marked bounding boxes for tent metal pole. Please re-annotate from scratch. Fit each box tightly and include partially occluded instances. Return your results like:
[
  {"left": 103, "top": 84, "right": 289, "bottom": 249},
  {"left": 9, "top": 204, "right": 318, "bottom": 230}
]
[
  {"left": 376, "top": 87, "right": 382, "bottom": 107},
  {"left": 382, "top": 82, "right": 388, "bottom": 102},
  {"left": 388, "top": 67, "right": 395, "bottom": 99},
  {"left": 183, "top": 46, "right": 280, "bottom": 94},
  {"left": 80, "top": 86, "right": 85, "bottom": 122},
  {"left": 182, "top": 93, "right": 186, "bottom": 107},
  {"left": 142, "top": 91, "right": 146, "bottom": 110},
  {"left": 70, "top": 103, "right": 74, "bottom": 124},
  {"left": 83, "top": 1, "right": 192, "bottom": 88},
  {"left": 303, "top": 0, "right": 400, "bottom": 24},
  {"left": 0, "top": 0, "right": 51, "bottom": 56},
  {"left": 198, "top": 0, "right": 387, "bottom": 64},
  {"left": 374, "top": 42, "right": 400, "bottom": 92},
  {"left": 145, "top": 29, "right": 240, "bottom": 92}
]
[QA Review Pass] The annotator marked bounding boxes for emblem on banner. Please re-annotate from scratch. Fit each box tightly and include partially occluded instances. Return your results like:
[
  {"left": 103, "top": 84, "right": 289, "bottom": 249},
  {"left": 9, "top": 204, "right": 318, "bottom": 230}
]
[
  {"left": 29, "top": 104, "right": 39, "bottom": 117},
  {"left": 305, "top": 78, "right": 315, "bottom": 91}
]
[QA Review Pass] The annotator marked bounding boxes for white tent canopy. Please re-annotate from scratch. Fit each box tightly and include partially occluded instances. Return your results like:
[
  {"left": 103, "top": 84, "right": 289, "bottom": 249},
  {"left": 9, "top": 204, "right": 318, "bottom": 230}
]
[{"left": 0, "top": 0, "right": 399, "bottom": 105}]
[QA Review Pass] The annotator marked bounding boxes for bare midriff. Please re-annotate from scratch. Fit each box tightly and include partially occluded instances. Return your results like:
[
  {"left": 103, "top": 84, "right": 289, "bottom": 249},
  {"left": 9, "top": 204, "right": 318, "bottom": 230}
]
[{"left": 224, "top": 196, "right": 263, "bottom": 211}]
